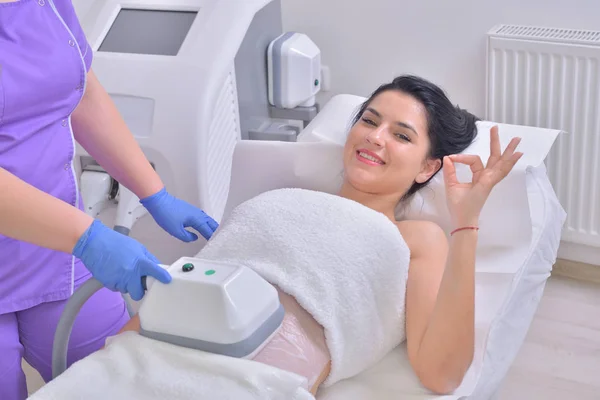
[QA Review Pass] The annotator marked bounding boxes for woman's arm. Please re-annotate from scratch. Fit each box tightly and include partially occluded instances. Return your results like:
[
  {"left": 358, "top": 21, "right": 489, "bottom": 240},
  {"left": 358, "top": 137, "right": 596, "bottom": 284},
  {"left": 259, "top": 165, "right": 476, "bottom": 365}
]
[
  {"left": 401, "top": 127, "right": 522, "bottom": 394},
  {"left": 71, "top": 70, "right": 164, "bottom": 199},
  {"left": 399, "top": 220, "right": 475, "bottom": 394},
  {"left": 0, "top": 167, "right": 93, "bottom": 253}
]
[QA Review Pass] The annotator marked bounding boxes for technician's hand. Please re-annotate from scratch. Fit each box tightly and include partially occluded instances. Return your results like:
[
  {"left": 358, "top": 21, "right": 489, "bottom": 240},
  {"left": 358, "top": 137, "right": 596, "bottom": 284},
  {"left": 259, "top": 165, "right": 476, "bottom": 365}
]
[
  {"left": 443, "top": 125, "right": 523, "bottom": 228},
  {"left": 73, "top": 219, "right": 171, "bottom": 300},
  {"left": 140, "top": 188, "right": 219, "bottom": 242}
]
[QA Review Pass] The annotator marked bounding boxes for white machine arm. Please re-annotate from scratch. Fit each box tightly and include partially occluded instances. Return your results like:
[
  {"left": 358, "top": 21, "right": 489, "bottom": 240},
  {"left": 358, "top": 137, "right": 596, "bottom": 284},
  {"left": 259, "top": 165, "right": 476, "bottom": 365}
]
[{"left": 113, "top": 185, "right": 148, "bottom": 236}]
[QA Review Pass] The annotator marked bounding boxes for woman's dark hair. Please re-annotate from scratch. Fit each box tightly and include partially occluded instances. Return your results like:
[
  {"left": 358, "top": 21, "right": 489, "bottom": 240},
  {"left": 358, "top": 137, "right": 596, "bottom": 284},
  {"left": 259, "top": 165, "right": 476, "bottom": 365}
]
[{"left": 351, "top": 75, "right": 479, "bottom": 200}]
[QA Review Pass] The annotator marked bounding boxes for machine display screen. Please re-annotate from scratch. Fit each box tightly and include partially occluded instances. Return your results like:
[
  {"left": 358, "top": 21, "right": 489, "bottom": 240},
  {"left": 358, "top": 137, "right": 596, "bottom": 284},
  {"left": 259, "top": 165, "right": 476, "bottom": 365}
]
[{"left": 98, "top": 9, "right": 198, "bottom": 56}]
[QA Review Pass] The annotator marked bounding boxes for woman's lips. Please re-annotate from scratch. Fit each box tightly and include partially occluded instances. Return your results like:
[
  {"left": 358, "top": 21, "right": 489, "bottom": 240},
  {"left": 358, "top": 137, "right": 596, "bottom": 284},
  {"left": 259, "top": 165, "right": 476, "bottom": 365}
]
[{"left": 356, "top": 149, "right": 385, "bottom": 165}]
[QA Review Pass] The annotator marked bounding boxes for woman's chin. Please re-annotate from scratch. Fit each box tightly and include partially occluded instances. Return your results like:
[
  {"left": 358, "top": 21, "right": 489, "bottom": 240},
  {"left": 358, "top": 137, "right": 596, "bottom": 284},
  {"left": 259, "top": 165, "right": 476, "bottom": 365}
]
[{"left": 344, "top": 168, "right": 383, "bottom": 192}]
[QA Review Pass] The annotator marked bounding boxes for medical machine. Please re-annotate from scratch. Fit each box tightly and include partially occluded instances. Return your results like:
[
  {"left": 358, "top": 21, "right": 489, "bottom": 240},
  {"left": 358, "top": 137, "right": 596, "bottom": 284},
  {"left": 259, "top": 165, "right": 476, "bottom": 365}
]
[
  {"left": 52, "top": 257, "right": 285, "bottom": 378},
  {"left": 74, "top": 0, "right": 322, "bottom": 233}
]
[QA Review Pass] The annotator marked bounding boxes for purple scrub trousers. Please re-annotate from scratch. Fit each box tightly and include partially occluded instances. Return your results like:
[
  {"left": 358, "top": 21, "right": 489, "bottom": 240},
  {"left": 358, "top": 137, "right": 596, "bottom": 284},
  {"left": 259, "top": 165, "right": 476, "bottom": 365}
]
[{"left": 0, "top": 1, "right": 130, "bottom": 398}]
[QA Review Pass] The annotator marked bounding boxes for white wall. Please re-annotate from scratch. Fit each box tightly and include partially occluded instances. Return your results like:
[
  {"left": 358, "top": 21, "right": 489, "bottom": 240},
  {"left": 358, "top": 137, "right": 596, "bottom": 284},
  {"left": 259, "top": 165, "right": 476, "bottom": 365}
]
[
  {"left": 70, "top": 0, "right": 598, "bottom": 264},
  {"left": 281, "top": 0, "right": 599, "bottom": 118}
]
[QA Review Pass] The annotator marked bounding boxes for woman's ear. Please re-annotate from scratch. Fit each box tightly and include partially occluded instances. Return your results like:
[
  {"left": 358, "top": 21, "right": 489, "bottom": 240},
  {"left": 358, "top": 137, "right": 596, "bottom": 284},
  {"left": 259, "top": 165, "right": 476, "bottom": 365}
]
[{"left": 415, "top": 158, "right": 442, "bottom": 184}]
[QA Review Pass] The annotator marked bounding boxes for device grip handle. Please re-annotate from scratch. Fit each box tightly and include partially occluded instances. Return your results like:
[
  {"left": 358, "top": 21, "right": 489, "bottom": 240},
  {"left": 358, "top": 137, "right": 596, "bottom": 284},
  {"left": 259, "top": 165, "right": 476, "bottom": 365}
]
[{"left": 141, "top": 264, "right": 169, "bottom": 292}]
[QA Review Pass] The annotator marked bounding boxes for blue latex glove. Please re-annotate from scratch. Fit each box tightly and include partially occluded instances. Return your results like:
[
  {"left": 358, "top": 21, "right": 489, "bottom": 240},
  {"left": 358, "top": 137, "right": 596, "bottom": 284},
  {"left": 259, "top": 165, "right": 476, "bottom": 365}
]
[
  {"left": 140, "top": 188, "right": 219, "bottom": 242},
  {"left": 73, "top": 219, "right": 171, "bottom": 300}
]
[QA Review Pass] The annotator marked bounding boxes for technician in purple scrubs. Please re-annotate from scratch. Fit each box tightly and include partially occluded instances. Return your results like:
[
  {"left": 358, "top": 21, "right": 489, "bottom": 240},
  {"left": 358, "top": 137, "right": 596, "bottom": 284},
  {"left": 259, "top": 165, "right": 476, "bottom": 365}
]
[{"left": 0, "top": 1, "right": 219, "bottom": 398}]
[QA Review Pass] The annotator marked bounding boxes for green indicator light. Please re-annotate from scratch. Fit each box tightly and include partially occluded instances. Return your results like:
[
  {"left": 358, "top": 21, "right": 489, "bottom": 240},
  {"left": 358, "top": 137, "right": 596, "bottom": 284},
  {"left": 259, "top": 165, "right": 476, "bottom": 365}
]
[{"left": 205, "top": 269, "right": 216, "bottom": 276}]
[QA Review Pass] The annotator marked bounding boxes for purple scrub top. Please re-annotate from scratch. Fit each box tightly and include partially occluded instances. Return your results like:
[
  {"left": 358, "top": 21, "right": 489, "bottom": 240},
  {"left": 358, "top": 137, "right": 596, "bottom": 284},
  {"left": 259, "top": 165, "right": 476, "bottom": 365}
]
[{"left": 0, "top": 0, "right": 93, "bottom": 314}]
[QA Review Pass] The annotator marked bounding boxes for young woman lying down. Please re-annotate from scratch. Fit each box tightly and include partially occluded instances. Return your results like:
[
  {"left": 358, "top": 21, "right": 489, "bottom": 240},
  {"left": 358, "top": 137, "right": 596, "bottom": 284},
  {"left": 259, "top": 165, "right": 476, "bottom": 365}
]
[{"left": 118, "top": 75, "right": 523, "bottom": 396}]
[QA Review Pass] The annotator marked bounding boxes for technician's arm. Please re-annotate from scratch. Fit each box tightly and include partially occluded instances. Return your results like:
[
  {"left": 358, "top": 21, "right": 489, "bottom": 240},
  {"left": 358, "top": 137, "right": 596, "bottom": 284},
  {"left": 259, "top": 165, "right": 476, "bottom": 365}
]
[
  {"left": 0, "top": 165, "right": 171, "bottom": 300},
  {"left": 400, "top": 220, "right": 475, "bottom": 395},
  {"left": 0, "top": 167, "right": 92, "bottom": 254},
  {"left": 71, "top": 70, "right": 164, "bottom": 199},
  {"left": 71, "top": 69, "right": 219, "bottom": 242}
]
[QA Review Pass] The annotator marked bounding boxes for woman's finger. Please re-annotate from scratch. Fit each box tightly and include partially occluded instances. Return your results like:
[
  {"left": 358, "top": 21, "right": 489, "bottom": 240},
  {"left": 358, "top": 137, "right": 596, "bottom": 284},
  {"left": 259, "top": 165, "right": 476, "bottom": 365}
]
[
  {"left": 500, "top": 137, "right": 522, "bottom": 161},
  {"left": 497, "top": 151, "right": 524, "bottom": 177},
  {"left": 485, "top": 151, "right": 524, "bottom": 187},
  {"left": 449, "top": 154, "right": 485, "bottom": 175},
  {"left": 487, "top": 126, "right": 502, "bottom": 168},
  {"left": 442, "top": 156, "right": 458, "bottom": 186}
]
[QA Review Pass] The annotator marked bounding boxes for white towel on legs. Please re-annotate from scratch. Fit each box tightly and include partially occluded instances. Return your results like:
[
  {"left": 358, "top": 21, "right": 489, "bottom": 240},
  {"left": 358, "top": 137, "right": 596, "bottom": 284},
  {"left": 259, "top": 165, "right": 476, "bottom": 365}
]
[
  {"left": 198, "top": 188, "right": 411, "bottom": 386},
  {"left": 29, "top": 332, "right": 314, "bottom": 400}
]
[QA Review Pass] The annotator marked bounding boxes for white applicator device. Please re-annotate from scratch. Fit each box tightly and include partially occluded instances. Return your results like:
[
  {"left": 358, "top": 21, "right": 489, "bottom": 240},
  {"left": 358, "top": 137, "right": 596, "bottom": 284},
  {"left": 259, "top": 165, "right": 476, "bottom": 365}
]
[
  {"left": 138, "top": 257, "right": 284, "bottom": 359},
  {"left": 52, "top": 257, "right": 284, "bottom": 379}
]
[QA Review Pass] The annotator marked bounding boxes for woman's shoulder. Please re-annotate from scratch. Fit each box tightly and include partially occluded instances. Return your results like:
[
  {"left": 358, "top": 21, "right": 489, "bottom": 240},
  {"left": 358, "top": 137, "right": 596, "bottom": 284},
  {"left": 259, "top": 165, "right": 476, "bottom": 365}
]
[{"left": 395, "top": 220, "right": 448, "bottom": 257}]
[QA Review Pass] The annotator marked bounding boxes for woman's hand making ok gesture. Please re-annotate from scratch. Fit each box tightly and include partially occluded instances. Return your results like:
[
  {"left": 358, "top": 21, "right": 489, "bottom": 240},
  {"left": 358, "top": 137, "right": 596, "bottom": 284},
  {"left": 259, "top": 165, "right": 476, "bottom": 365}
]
[{"left": 442, "top": 125, "right": 524, "bottom": 229}]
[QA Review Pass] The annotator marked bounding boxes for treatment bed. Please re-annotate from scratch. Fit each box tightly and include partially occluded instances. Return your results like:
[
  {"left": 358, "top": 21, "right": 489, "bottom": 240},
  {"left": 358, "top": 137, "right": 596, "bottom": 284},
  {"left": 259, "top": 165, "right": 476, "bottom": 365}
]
[
  {"left": 32, "top": 94, "right": 566, "bottom": 400},
  {"left": 222, "top": 94, "right": 567, "bottom": 399}
]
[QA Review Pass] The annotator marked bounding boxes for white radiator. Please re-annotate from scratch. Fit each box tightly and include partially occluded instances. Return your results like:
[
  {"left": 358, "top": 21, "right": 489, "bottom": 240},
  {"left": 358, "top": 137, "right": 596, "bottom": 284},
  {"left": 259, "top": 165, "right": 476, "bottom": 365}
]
[{"left": 486, "top": 24, "right": 600, "bottom": 265}]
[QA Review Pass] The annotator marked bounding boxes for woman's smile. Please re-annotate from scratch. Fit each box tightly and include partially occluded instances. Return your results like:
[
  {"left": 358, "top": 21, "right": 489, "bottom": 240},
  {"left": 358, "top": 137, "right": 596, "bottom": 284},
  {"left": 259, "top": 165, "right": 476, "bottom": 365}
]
[{"left": 356, "top": 149, "right": 385, "bottom": 165}]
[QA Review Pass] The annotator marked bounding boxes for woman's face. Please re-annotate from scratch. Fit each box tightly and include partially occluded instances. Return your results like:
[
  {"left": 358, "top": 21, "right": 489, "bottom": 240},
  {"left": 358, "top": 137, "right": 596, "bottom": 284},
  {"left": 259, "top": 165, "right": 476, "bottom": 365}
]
[{"left": 342, "top": 90, "right": 441, "bottom": 198}]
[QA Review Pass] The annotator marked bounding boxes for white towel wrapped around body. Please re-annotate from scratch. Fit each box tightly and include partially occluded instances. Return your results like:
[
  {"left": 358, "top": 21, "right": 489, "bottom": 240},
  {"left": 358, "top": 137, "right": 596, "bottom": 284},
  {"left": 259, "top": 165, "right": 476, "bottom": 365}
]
[
  {"left": 30, "top": 188, "right": 410, "bottom": 400},
  {"left": 198, "top": 188, "right": 411, "bottom": 385}
]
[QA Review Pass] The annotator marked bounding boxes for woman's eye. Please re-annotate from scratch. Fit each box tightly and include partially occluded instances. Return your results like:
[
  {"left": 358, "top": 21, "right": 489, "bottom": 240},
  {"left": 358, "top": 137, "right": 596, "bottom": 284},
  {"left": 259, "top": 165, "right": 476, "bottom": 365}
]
[
  {"left": 361, "top": 117, "right": 376, "bottom": 126},
  {"left": 395, "top": 133, "right": 411, "bottom": 142}
]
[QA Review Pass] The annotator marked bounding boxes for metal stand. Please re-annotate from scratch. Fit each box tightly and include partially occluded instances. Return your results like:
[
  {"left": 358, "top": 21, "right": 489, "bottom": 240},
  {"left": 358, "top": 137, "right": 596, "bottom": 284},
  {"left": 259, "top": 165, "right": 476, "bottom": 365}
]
[
  {"left": 269, "top": 104, "right": 320, "bottom": 129},
  {"left": 247, "top": 104, "right": 320, "bottom": 142},
  {"left": 248, "top": 122, "right": 300, "bottom": 142}
]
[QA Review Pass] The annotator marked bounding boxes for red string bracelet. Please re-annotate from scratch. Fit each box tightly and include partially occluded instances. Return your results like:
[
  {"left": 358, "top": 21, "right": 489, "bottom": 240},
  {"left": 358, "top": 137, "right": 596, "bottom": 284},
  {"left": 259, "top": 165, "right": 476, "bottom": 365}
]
[{"left": 450, "top": 226, "right": 479, "bottom": 236}]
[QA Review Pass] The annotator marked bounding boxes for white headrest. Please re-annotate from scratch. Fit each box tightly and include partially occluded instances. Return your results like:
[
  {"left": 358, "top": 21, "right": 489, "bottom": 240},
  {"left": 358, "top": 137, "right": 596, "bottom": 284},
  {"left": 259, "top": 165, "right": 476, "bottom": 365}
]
[
  {"left": 297, "top": 94, "right": 560, "bottom": 168},
  {"left": 224, "top": 94, "right": 562, "bottom": 272},
  {"left": 296, "top": 94, "right": 560, "bottom": 226}
]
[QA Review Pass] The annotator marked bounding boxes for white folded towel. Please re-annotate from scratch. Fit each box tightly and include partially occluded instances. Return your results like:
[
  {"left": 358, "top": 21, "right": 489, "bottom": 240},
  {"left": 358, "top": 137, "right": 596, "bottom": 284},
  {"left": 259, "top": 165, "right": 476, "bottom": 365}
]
[
  {"left": 29, "top": 332, "right": 313, "bottom": 400},
  {"left": 198, "top": 188, "right": 411, "bottom": 386}
]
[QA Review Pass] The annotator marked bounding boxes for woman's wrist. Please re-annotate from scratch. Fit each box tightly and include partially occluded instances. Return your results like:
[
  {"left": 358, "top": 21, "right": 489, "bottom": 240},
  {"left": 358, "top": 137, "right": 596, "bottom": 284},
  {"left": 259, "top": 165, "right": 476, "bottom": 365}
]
[
  {"left": 451, "top": 216, "right": 480, "bottom": 231},
  {"left": 450, "top": 226, "right": 479, "bottom": 236}
]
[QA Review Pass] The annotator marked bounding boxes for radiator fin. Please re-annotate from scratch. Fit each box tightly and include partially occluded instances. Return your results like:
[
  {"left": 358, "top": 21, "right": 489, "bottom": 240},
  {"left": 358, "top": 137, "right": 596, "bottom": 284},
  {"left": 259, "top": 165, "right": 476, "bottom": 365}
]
[{"left": 490, "top": 24, "right": 600, "bottom": 46}]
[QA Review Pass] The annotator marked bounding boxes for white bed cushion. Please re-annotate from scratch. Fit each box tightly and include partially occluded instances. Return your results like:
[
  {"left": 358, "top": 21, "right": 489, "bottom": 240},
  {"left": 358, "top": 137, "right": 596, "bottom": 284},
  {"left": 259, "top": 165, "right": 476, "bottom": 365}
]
[{"left": 223, "top": 94, "right": 566, "bottom": 399}]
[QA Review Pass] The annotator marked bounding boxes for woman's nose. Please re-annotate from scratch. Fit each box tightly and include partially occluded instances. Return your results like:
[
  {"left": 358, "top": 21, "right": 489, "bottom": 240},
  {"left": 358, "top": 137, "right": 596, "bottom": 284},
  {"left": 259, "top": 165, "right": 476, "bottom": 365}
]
[{"left": 366, "top": 127, "right": 385, "bottom": 147}]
